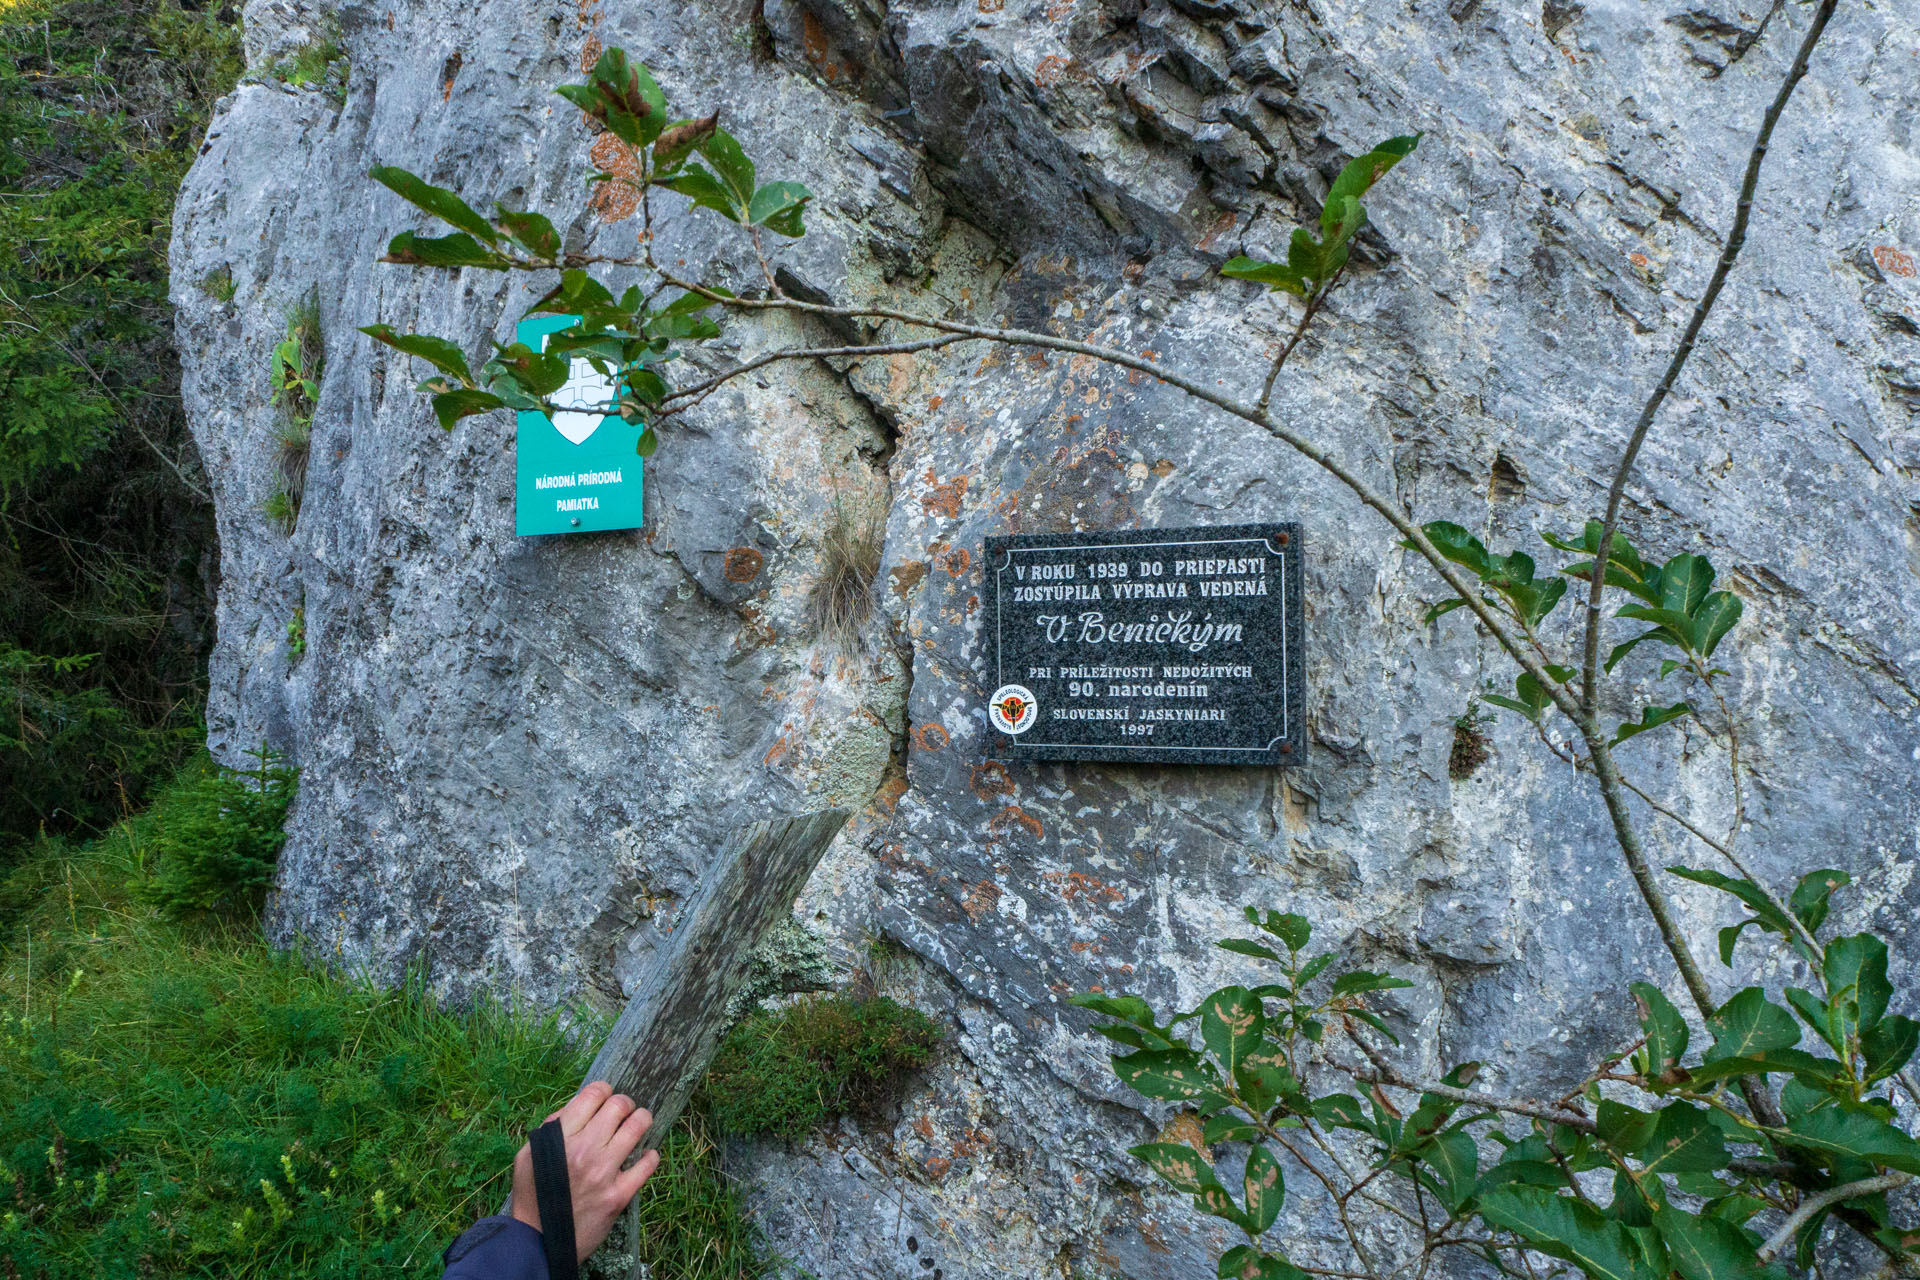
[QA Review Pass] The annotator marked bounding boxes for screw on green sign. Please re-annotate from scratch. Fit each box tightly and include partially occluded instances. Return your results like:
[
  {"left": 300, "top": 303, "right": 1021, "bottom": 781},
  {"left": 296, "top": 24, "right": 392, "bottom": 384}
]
[{"left": 514, "top": 313, "right": 646, "bottom": 535}]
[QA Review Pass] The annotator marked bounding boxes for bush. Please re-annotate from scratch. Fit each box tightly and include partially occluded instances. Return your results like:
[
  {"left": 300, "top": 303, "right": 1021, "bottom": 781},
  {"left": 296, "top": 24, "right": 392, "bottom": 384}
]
[
  {"left": 0, "top": 783, "right": 768, "bottom": 1279},
  {"left": 0, "top": 0, "right": 242, "bottom": 856},
  {"left": 135, "top": 747, "right": 297, "bottom": 917},
  {"left": 701, "top": 995, "right": 940, "bottom": 1140}
]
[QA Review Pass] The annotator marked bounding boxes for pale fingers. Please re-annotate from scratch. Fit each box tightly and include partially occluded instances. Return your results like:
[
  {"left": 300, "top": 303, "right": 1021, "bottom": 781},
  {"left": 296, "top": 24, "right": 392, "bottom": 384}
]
[
  {"left": 558, "top": 1080, "right": 614, "bottom": 1136},
  {"left": 580, "top": 1092, "right": 638, "bottom": 1148},
  {"left": 613, "top": 1148, "right": 661, "bottom": 1202},
  {"left": 610, "top": 1104, "right": 654, "bottom": 1158}
]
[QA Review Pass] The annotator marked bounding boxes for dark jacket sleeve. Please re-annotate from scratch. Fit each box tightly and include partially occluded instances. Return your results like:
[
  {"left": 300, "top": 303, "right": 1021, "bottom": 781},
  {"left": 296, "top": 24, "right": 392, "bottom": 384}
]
[{"left": 442, "top": 1214, "right": 549, "bottom": 1280}]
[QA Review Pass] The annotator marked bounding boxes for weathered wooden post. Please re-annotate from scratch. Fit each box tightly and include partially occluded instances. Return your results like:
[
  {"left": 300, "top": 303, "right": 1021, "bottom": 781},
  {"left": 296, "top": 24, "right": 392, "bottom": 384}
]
[
  {"left": 502, "top": 808, "right": 853, "bottom": 1231},
  {"left": 582, "top": 808, "right": 852, "bottom": 1137}
]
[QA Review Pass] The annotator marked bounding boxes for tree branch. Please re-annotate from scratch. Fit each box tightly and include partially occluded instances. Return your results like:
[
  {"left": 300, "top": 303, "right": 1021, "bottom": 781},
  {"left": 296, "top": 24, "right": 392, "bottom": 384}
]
[
  {"left": 1756, "top": 1172, "right": 1911, "bottom": 1263},
  {"left": 1578, "top": 0, "right": 1840, "bottom": 713}
]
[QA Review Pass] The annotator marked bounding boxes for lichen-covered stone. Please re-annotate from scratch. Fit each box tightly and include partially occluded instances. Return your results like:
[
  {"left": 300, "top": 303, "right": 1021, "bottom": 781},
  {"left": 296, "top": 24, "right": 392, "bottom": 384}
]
[{"left": 172, "top": 0, "right": 1920, "bottom": 1274}]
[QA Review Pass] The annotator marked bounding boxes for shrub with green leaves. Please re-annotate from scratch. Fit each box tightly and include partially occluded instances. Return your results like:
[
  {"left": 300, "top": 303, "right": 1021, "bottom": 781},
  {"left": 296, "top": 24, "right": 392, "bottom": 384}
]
[
  {"left": 1079, "top": 887, "right": 1919, "bottom": 1280},
  {"left": 134, "top": 747, "right": 297, "bottom": 917},
  {"left": 701, "top": 995, "right": 940, "bottom": 1140}
]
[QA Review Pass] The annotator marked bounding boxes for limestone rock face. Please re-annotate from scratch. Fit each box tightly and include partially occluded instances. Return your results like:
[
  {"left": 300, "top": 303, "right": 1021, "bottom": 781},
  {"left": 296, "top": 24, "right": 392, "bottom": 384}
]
[{"left": 172, "top": 0, "right": 1920, "bottom": 1273}]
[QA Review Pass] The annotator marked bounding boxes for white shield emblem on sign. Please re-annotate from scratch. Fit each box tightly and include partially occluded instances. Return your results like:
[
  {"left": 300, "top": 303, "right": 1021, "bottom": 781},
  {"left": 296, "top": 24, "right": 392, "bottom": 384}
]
[{"left": 548, "top": 352, "right": 615, "bottom": 446}]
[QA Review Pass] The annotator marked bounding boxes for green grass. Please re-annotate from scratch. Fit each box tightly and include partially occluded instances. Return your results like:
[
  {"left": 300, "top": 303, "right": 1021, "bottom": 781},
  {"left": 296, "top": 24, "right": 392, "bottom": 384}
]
[
  {"left": 702, "top": 994, "right": 940, "bottom": 1141},
  {"left": 0, "top": 781, "right": 766, "bottom": 1278}
]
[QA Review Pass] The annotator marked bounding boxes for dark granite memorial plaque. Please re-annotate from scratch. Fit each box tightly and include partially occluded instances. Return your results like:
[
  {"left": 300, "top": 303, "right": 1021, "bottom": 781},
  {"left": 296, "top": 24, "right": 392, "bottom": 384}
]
[{"left": 981, "top": 523, "right": 1303, "bottom": 765}]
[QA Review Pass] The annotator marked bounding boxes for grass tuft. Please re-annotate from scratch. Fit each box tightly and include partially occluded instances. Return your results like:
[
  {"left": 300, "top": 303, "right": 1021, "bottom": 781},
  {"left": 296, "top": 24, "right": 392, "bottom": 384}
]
[
  {"left": 0, "top": 766, "right": 768, "bottom": 1278},
  {"left": 701, "top": 994, "right": 940, "bottom": 1141},
  {"left": 807, "top": 494, "right": 882, "bottom": 649}
]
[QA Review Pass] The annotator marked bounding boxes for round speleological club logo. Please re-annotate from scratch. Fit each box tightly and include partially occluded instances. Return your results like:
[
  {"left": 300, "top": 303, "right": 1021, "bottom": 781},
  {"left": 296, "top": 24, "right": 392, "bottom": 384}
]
[{"left": 988, "top": 684, "right": 1037, "bottom": 736}]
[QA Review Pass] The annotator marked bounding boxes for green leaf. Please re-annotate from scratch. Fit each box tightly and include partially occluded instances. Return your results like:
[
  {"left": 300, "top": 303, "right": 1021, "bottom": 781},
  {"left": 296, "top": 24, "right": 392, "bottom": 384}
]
[
  {"left": 1071, "top": 994, "right": 1162, "bottom": 1029},
  {"left": 1669, "top": 866, "right": 1810, "bottom": 964},
  {"left": 379, "top": 230, "right": 509, "bottom": 270},
  {"left": 1610, "top": 701, "right": 1691, "bottom": 748},
  {"left": 1200, "top": 987, "right": 1265, "bottom": 1077},
  {"left": 747, "top": 180, "right": 812, "bottom": 235},
  {"left": 1217, "top": 1246, "right": 1310, "bottom": 1280},
  {"left": 1658, "top": 554, "right": 1715, "bottom": 615},
  {"left": 1217, "top": 938, "right": 1283, "bottom": 963},
  {"left": 564, "top": 48, "right": 668, "bottom": 147},
  {"left": 1631, "top": 982, "right": 1689, "bottom": 1077},
  {"left": 635, "top": 425, "right": 660, "bottom": 458},
  {"left": 1477, "top": 1188, "right": 1664, "bottom": 1280},
  {"left": 1194, "top": 1181, "right": 1256, "bottom": 1233},
  {"left": 428, "top": 389, "right": 503, "bottom": 430},
  {"left": 659, "top": 164, "right": 743, "bottom": 221},
  {"left": 369, "top": 166, "right": 499, "bottom": 243},
  {"left": 1654, "top": 1204, "right": 1787, "bottom": 1280},
  {"left": 1782, "top": 987, "right": 1838, "bottom": 1052},
  {"left": 1311, "top": 1094, "right": 1374, "bottom": 1134},
  {"left": 1605, "top": 629, "right": 1668, "bottom": 673},
  {"left": 1244, "top": 908, "right": 1310, "bottom": 952},
  {"left": 1788, "top": 869, "right": 1849, "bottom": 934},
  {"left": 1320, "top": 134, "right": 1421, "bottom": 238},
  {"left": 1419, "top": 1129, "right": 1479, "bottom": 1213},
  {"left": 1412, "top": 520, "right": 1491, "bottom": 575},
  {"left": 1824, "top": 933, "right": 1892, "bottom": 1031},
  {"left": 1779, "top": 1104, "right": 1920, "bottom": 1174},
  {"left": 1220, "top": 256, "right": 1308, "bottom": 298},
  {"left": 1127, "top": 1141, "right": 1218, "bottom": 1196},
  {"left": 493, "top": 207, "right": 560, "bottom": 258},
  {"left": 1680, "top": 1048, "right": 1840, "bottom": 1089},
  {"left": 1205, "top": 1115, "right": 1262, "bottom": 1145},
  {"left": 1111, "top": 1049, "right": 1230, "bottom": 1109},
  {"left": 1636, "top": 1104, "right": 1729, "bottom": 1176},
  {"left": 359, "top": 325, "right": 475, "bottom": 384},
  {"left": 1862, "top": 1016, "right": 1919, "bottom": 1084},
  {"left": 1422, "top": 597, "right": 1467, "bottom": 624},
  {"left": 1705, "top": 988, "right": 1800, "bottom": 1063},
  {"left": 1242, "top": 1144, "right": 1284, "bottom": 1233},
  {"left": 699, "top": 128, "right": 756, "bottom": 207},
  {"left": 1690, "top": 591, "right": 1743, "bottom": 657},
  {"left": 1330, "top": 970, "right": 1413, "bottom": 998},
  {"left": 1597, "top": 1099, "right": 1658, "bottom": 1152}
]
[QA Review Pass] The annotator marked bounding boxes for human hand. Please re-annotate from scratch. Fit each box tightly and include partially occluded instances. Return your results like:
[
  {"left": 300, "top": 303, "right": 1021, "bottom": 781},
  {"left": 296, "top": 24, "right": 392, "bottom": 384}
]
[{"left": 509, "top": 1081, "right": 662, "bottom": 1262}]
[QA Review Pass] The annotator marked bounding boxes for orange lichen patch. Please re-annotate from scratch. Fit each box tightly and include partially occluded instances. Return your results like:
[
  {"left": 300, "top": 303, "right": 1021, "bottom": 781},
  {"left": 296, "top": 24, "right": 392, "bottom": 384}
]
[
  {"left": 1042, "top": 869, "right": 1124, "bottom": 905},
  {"left": 868, "top": 774, "right": 910, "bottom": 816},
  {"left": 1151, "top": 458, "right": 1175, "bottom": 477},
  {"left": 1158, "top": 1111, "right": 1207, "bottom": 1154},
  {"left": 1025, "top": 350, "right": 1050, "bottom": 370},
  {"left": 952, "top": 1127, "right": 991, "bottom": 1159},
  {"left": 889, "top": 560, "right": 929, "bottom": 595},
  {"left": 579, "top": 33, "right": 603, "bottom": 72},
  {"left": 977, "top": 0, "right": 1005, "bottom": 10},
  {"left": 723, "top": 546, "right": 765, "bottom": 582},
  {"left": 921, "top": 472, "right": 969, "bottom": 518},
  {"left": 969, "top": 761, "right": 1013, "bottom": 801},
  {"left": 1046, "top": 0, "right": 1075, "bottom": 17},
  {"left": 441, "top": 50, "right": 462, "bottom": 100},
  {"left": 587, "top": 133, "right": 641, "bottom": 223},
  {"left": 1875, "top": 244, "right": 1917, "bottom": 278},
  {"left": 962, "top": 879, "right": 1001, "bottom": 920},
  {"left": 922, "top": 1154, "right": 952, "bottom": 1179},
  {"left": 1069, "top": 939, "right": 1100, "bottom": 954},
  {"left": 913, "top": 723, "right": 950, "bottom": 752},
  {"left": 988, "top": 805, "right": 1043, "bottom": 842},
  {"left": 927, "top": 395, "right": 944, "bottom": 412},
  {"left": 763, "top": 734, "right": 790, "bottom": 766},
  {"left": 913, "top": 1114, "right": 935, "bottom": 1139},
  {"left": 940, "top": 546, "right": 971, "bottom": 577}
]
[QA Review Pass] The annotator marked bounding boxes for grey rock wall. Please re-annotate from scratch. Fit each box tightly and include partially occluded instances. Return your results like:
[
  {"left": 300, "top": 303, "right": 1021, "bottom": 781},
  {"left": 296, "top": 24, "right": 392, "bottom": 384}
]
[{"left": 172, "top": 0, "right": 1920, "bottom": 1274}]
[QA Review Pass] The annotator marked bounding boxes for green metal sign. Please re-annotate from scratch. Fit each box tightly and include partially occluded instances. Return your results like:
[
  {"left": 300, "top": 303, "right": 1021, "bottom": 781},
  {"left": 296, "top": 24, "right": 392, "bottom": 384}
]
[{"left": 514, "top": 314, "right": 645, "bottom": 536}]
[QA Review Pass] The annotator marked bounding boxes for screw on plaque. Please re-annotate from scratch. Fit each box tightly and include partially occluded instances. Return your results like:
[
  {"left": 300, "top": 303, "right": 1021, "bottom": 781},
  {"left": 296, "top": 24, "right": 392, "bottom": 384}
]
[
  {"left": 1276, "top": 531, "right": 1291, "bottom": 546},
  {"left": 1280, "top": 742, "right": 1292, "bottom": 754},
  {"left": 571, "top": 517, "right": 581, "bottom": 527}
]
